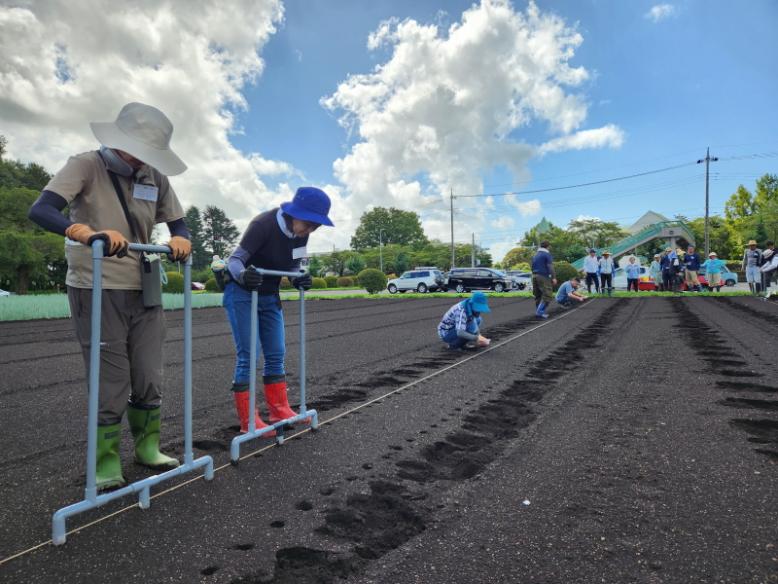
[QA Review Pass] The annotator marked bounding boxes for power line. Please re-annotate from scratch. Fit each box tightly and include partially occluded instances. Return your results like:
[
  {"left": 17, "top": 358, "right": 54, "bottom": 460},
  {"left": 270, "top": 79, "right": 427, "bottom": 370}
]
[{"left": 458, "top": 162, "right": 697, "bottom": 198}]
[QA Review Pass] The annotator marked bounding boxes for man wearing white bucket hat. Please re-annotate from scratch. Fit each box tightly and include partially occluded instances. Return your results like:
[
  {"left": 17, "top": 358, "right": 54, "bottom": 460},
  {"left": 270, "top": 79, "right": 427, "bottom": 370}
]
[{"left": 28, "top": 102, "right": 191, "bottom": 490}]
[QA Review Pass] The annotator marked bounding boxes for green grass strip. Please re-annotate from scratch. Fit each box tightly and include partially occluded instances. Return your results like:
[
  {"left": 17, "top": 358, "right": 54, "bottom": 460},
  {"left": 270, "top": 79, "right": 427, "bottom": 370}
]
[
  {"left": 0, "top": 293, "right": 226, "bottom": 322},
  {"left": 0, "top": 288, "right": 757, "bottom": 321}
]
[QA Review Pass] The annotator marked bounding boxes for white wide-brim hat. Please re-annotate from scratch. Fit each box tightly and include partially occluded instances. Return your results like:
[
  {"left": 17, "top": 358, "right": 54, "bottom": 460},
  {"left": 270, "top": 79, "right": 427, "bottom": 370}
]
[{"left": 91, "top": 102, "right": 186, "bottom": 176}]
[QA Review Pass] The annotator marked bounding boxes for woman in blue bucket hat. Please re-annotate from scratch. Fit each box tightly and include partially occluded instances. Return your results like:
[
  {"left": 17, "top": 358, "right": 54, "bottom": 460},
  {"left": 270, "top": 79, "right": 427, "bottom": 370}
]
[
  {"left": 437, "top": 291, "right": 492, "bottom": 350},
  {"left": 215, "top": 187, "right": 333, "bottom": 434}
]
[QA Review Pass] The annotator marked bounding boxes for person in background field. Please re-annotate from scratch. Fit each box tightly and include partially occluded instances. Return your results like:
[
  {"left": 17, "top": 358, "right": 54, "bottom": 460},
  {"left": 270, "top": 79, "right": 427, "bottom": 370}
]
[
  {"left": 438, "top": 291, "right": 491, "bottom": 349},
  {"left": 684, "top": 245, "right": 702, "bottom": 292},
  {"left": 674, "top": 248, "right": 686, "bottom": 291},
  {"left": 531, "top": 241, "right": 556, "bottom": 319},
  {"left": 598, "top": 250, "right": 615, "bottom": 296},
  {"left": 742, "top": 239, "right": 763, "bottom": 295},
  {"left": 26, "top": 102, "right": 191, "bottom": 491},
  {"left": 660, "top": 247, "right": 675, "bottom": 292},
  {"left": 582, "top": 248, "right": 600, "bottom": 293},
  {"left": 701, "top": 252, "right": 725, "bottom": 292},
  {"left": 556, "top": 277, "right": 586, "bottom": 308},
  {"left": 221, "top": 187, "right": 333, "bottom": 434},
  {"left": 649, "top": 254, "right": 662, "bottom": 291},
  {"left": 759, "top": 241, "right": 777, "bottom": 299},
  {"left": 625, "top": 256, "right": 641, "bottom": 292}
]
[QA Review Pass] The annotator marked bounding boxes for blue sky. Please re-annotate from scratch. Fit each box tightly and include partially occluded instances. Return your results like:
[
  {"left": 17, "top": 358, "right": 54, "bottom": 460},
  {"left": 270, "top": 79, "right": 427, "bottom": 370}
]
[
  {"left": 2, "top": 0, "right": 776, "bottom": 261},
  {"left": 232, "top": 0, "right": 778, "bottom": 255}
]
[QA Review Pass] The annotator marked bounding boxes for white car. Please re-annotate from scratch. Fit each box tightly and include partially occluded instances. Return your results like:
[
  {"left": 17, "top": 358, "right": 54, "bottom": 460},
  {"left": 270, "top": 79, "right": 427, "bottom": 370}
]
[
  {"left": 0, "top": 289, "right": 10, "bottom": 297},
  {"left": 387, "top": 269, "right": 445, "bottom": 294}
]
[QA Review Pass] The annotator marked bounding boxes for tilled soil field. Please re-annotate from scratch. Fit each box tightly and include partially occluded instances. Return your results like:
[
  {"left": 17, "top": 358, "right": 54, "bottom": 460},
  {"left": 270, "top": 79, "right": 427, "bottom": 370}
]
[{"left": 0, "top": 296, "right": 776, "bottom": 583}]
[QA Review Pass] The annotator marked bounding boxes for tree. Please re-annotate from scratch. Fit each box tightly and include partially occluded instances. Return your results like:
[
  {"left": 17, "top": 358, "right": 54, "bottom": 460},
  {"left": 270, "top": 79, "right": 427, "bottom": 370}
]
[
  {"left": 520, "top": 222, "right": 587, "bottom": 264},
  {"left": 501, "top": 247, "right": 536, "bottom": 269},
  {"left": 345, "top": 254, "right": 366, "bottom": 275},
  {"left": 320, "top": 250, "right": 351, "bottom": 276},
  {"left": 307, "top": 255, "right": 324, "bottom": 277},
  {"left": 184, "top": 206, "right": 209, "bottom": 270},
  {"left": 0, "top": 186, "right": 66, "bottom": 293},
  {"left": 0, "top": 135, "right": 6, "bottom": 160},
  {"left": 566, "top": 218, "right": 627, "bottom": 249},
  {"left": 687, "top": 216, "right": 738, "bottom": 260},
  {"left": 724, "top": 185, "right": 755, "bottom": 224},
  {"left": 202, "top": 205, "right": 239, "bottom": 259},
  {"left": 0, "top": 158, "right": 52, "bottom": 192},
  {"left": 724, "top": 174, "right": 778, "bottom": 244},
  {"left": 350, "top": 207, "right": 428, "bottom": 250},
  {"left": 754, "top": 174, "right": 778, "bottom": 241}
]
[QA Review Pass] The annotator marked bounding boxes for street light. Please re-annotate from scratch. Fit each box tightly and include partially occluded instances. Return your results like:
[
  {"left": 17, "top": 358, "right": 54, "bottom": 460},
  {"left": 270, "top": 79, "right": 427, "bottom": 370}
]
[{"left": 379, "top": 229, "right": 386, "bottom": 273}]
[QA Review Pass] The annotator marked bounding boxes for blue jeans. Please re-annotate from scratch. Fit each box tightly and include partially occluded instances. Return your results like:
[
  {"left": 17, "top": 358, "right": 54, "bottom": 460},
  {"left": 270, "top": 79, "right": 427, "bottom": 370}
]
[
  {"left": 223, "top": 282, "right": 285, "bottom": 385},
  {"left": 440, "top": 316, "right": 481, "bottom": 349}
]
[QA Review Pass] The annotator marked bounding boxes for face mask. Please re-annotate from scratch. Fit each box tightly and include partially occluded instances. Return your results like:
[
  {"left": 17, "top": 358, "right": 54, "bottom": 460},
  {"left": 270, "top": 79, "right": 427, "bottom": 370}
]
[{"left": 99, "top": 145, "right": 134, "bottom": 177}]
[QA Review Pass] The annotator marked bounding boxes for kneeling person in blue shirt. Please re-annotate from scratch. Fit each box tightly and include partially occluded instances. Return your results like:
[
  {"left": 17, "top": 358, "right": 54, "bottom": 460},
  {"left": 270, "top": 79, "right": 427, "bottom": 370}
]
[
  {"left": 556, "top": 277, "right": 585, "bottom": 308},
  {"left": 438, "top": 291, "right": 491, "bottom": 349}
]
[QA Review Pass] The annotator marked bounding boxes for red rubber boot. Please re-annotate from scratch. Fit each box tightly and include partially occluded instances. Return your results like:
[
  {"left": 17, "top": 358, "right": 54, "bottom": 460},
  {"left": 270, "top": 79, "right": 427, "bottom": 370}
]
[
  {"left": 264, "top": 381, "right": 309, "bottom": 424},
  {"left": 233, "top": 391, "right": 275, "bottom": 436}
]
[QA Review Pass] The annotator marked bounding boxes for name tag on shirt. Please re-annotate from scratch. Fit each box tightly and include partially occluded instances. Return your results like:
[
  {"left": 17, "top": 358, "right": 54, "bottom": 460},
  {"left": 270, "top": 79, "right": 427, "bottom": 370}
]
[
  {"left": 292, "top": 246, "right": 308, "bottom": 260},
  {"left": 133, "top": 183, "right": 158, "bottom": 202}
]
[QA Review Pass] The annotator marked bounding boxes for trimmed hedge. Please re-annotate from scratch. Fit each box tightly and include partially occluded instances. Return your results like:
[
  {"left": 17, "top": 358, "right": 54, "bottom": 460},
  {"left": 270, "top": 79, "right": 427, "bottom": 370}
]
[
  {"left": 312, "top": 277, "right": 327, "bottom": 289},
  {"left": 358, "top": 268, "right": 387, "bottom": 294},
  {"left": 163, "top": 271, "right": 185, "bottom": 293},
  {"left": 324, "top": 276, "right": 338, "bottom": 288},
  {"left": 280, "top": 277, "right": 293, "bottom": 289},
  {"left": 205, "top": 277, "right": 219, "bottom": 292},
  {"left": 336, "top": 276, "right": 354, "bottom": 287}
]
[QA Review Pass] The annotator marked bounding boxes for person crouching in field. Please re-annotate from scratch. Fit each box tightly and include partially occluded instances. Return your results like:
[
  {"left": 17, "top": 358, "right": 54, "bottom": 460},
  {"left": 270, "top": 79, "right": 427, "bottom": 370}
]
[
  {"left": 217, "top": 187, "right": 333, "bottom": 434},
  {"left": 438, "top": 291, "right": 491, "bottom": 350},
  {"left": 556, "top": 277, "right": 586, "bottom": 308}
]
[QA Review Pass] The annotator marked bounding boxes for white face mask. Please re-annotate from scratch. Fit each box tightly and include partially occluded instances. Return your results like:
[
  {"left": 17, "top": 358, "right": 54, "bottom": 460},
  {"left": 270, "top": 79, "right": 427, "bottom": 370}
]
[{"left": 99, "top": 145, "right": 134, "bottom": 177}]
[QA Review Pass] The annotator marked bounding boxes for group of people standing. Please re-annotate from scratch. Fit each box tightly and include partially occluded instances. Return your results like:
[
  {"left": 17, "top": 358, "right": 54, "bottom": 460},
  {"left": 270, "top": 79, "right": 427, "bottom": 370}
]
[{"left": 582, "top": 248, "right": 618, "bottom": 295}]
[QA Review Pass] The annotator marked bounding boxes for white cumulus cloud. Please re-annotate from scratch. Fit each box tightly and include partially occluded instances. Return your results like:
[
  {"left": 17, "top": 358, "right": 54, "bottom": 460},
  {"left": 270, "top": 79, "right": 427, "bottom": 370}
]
[
  {"left": 322, "top": 0, "right": 622, "bottom": 249},
  {"left": 0, "top": 0, "right": 315, "bottom": 234},
  {"left": 645, "top": 4, "right": 676, "bottom": 23},
  {"left": 538, "top": 124, "right": 625, "bottom": 154}
]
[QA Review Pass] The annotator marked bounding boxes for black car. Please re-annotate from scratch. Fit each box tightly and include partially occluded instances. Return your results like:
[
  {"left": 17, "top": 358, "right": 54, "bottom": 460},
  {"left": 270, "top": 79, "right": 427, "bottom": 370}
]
[{"left": 444, "top": 268, "right": 512, "bottom": 293}]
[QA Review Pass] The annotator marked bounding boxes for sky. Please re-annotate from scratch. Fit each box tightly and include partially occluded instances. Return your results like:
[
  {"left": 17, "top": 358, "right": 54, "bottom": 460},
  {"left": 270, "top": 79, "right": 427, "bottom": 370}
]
[{"left": 1, "top": 0, "right": 776, "bottom": 262}]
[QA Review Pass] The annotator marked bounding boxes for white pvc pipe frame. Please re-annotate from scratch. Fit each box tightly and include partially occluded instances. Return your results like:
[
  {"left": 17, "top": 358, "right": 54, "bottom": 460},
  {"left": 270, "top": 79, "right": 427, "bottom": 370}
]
[
  {"left": 229, "top": 268, "right": 318, "bottom": 463},
  {"left": 51, "top": 240, "right": 215, "bottom": 545}
]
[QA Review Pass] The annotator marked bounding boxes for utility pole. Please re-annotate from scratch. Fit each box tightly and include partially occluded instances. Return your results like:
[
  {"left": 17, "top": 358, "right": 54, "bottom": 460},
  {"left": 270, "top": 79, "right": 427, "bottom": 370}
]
[
  {"left": 696, "top": 147, "right": 718, "bottom": 257},
  {"left": 450, "top": 188, "right": 455, "bottom": 269},
  {"left": 471, "top": 233, "right": 476, "bottom": 267}
]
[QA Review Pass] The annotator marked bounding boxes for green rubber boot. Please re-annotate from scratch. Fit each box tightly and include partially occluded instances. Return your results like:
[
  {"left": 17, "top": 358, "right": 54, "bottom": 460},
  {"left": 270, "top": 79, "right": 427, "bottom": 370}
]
[
  {"left": 127, "top": 406, "right": 180, "bottom": 470},
  {"left": 96, "top": 423, "right": 125, "bottom": 491}
]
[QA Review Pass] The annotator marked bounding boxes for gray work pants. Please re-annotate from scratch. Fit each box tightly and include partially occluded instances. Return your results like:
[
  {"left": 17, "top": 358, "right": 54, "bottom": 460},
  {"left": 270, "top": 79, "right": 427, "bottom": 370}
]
[{"left": 68, "top": 287, "right": 166, "bottom": 425}]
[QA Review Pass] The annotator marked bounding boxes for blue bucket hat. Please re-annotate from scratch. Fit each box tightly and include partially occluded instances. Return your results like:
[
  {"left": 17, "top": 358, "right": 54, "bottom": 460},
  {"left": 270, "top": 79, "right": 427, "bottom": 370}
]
[
  {"left": 280, "top": 187, "right": 334, "bottom": 226},
  {"left": 467, "top": 291, "right": 490, "bottom": 314}
]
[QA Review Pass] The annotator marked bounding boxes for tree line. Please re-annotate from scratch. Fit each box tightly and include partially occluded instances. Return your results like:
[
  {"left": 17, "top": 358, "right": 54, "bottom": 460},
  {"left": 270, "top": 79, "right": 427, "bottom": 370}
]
[
  {"left": 499, "top": 175, "right": 778, "bottom": 269},
  {"left": 1, "top": 133, "right": 775, "bottom": 292}
]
